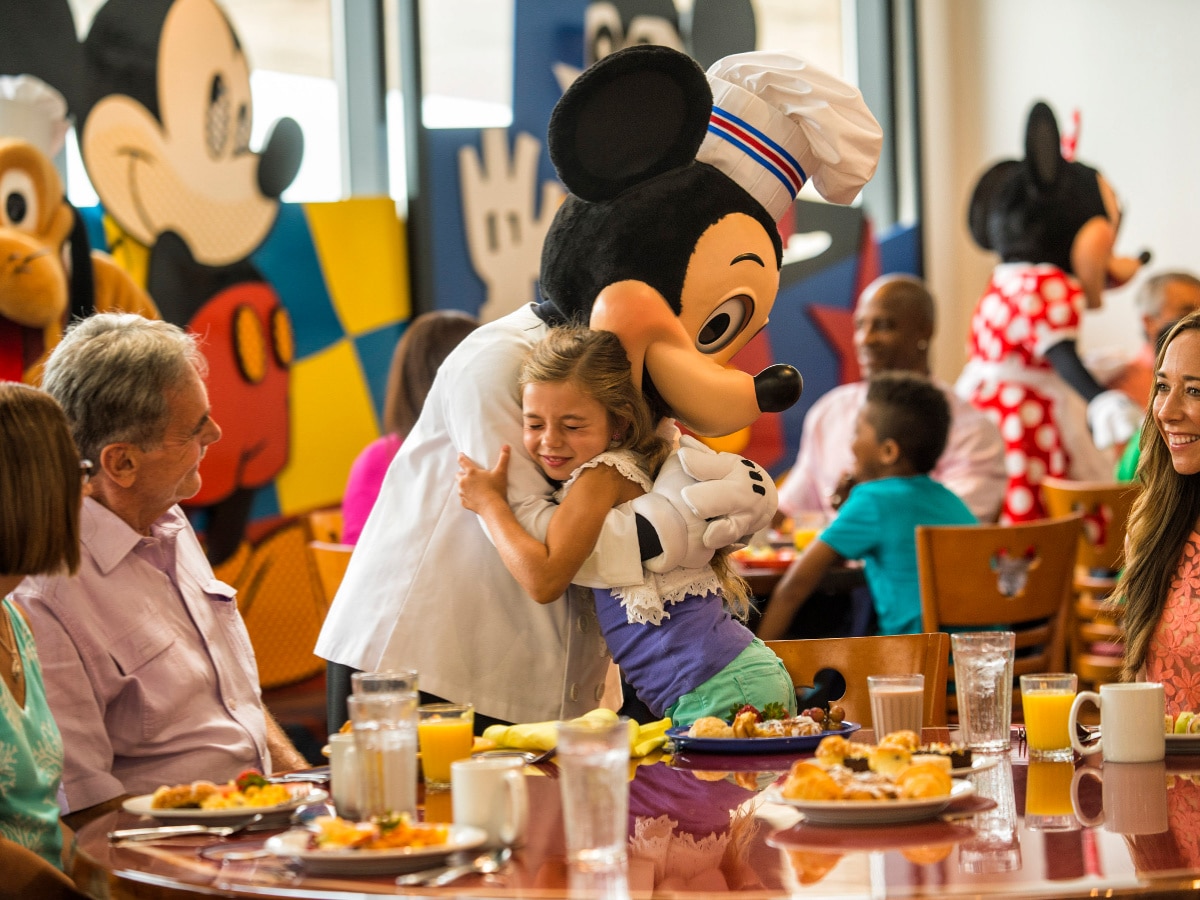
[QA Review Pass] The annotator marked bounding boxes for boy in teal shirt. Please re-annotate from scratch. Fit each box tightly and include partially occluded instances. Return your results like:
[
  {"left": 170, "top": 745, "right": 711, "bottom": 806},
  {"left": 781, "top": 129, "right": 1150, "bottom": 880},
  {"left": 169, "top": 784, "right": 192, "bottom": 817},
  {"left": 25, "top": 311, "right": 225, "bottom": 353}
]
[{"left": 757, "top": 372, "right": 976, "bottom": 637}]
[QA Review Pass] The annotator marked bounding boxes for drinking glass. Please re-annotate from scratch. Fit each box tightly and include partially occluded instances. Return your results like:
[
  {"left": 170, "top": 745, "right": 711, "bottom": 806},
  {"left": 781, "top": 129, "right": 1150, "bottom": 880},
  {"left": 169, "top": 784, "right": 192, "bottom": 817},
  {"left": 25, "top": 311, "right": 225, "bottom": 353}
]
[
  {"left": 347, "top": 692, "right": 418, "bottom": 821},
  {"left": 952, "top": 631, "right": 1016, "bottom": 752},
  {"left": 1020, "top": 673, "right": 1077, "bottom": 761},
  {"left": 1025, "top": 760, "right": 1079, "bottom": 831},
  {"left": 557, "top": 715, "right": 630, "bottom": 870},
  {"left": 417, "top": 702, "right": 474, "bottom": 790},
  {"left": 867, "top": 674, "right": 924, "bottom": 738},
  {"left": 351, "top": 668, "right": 419, "bottom": 696}
]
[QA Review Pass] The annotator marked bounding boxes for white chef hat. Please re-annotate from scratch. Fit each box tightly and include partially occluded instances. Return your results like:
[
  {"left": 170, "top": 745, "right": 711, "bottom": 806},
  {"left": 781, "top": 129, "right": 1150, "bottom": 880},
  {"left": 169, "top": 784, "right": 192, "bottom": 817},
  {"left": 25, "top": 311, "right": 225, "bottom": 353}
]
[
  {"left": 697, "top": 51, "right": 883, "bottom": 220},
  {"left": 0, "top": 75, "right": 70, "bottom": 158}
]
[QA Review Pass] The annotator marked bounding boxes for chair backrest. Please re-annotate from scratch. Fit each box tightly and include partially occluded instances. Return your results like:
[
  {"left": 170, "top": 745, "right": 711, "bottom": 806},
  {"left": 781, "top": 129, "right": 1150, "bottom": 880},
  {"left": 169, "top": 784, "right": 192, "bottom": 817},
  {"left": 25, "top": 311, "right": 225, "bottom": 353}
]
[
  {"left": 305, "top": 507, "right": 345, "bottom": 545},
  {"left": 765, "top": 633, "right": 950, "bottom": 729},
  {"left": 309, "top": 540, "right": 354, "bottom": 607},
  {"left": 1040, "top": 477, "right": 1140, "bottom": 574},
  {"left": 916, "top": 515, "right": 1083, "bottom": 695}
]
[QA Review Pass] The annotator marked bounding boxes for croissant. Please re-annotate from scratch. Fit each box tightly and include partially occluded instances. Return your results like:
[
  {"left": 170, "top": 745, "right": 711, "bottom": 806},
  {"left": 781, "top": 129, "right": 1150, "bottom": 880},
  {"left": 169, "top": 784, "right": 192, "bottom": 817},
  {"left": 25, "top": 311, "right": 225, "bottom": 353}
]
[
  {"left": 895, "top": 763, "right": 953, "bottom": 799},
  {"left": 782, "top": 761, "right": 842, "bottom": 801}
]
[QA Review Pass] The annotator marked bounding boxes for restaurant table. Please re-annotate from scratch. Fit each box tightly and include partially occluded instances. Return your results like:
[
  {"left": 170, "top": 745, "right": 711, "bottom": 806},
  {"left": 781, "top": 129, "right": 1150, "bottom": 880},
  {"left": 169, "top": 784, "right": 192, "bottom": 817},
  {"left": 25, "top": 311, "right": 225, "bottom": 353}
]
[{"left": 71, "top": 728, "right": 1200, "bottom": 899}]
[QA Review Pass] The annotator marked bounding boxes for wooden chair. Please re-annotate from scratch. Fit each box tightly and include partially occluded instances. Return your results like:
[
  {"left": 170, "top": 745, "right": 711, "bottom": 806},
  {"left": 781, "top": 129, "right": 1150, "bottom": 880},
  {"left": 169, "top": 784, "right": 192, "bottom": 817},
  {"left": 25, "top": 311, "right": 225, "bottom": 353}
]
[
  {"left": 309, "top": 540, "right": 354, "bottom": 607},
  {"left": 305, "top": 507, "right": 345, "bottom": 544},
  {"left": 1040, "top": 477, "right": 1140, "bottom": 689},
  {"left": 915, "top": 514, "right": 1083, "bottom": 721},
  {"left": 765, "top": 633, "right": 950, "bottom": 729}
]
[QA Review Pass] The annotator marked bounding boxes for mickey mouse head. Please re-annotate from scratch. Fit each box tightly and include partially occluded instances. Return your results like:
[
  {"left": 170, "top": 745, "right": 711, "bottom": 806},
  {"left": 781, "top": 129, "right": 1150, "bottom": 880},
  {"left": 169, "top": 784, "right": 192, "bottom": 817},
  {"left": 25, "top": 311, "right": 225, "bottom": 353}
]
[{"left": 539, "top": 44, "right": 881, "bottom": 436}]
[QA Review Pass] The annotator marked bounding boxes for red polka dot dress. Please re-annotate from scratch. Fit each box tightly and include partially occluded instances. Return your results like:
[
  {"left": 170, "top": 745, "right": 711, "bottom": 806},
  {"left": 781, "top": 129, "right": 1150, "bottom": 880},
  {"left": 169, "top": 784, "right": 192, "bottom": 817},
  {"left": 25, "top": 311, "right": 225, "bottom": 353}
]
[{"left": 957, "top": 263, "right": 1109, "bottom": 522}]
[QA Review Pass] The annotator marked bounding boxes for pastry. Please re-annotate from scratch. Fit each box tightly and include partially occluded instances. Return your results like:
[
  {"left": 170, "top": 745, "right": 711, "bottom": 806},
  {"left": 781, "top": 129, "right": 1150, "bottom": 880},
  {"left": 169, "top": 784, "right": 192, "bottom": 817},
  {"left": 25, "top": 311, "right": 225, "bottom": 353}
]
[
  {"left": 782, "top": 761, "right": 842, "bottom": 801},
  {"left": 687, "top": 716, "right": 734, "bottom": 738}
]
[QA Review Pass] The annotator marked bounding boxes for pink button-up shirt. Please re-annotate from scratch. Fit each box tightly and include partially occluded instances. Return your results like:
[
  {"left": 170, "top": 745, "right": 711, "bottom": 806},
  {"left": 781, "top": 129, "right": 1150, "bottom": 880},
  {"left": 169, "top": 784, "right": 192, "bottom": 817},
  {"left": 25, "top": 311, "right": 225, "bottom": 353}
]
[{"left": 14, "top": 499, "right": 269, "bottom": 812}]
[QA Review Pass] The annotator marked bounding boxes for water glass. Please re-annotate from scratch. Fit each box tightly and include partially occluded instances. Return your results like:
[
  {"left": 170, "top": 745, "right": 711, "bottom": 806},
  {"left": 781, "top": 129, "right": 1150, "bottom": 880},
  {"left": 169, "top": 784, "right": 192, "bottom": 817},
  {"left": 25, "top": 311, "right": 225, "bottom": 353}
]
[
  {"left": 417, "top": 702, "right": 474, "bottom": 790},
  {"left": 327, "top": 732, "right": 362, "bottom": 820},
  {"left": 557, "top": 715, "right": 631, "bottom": 870},
  {"left": 958, "top": 757, "right": 1021, "bottom": 873},
  {"left": 1020, "top": 673, "right": 1077, "bottom": 761},
  {"left": 351, "top": 668, "right": 419, "bottom": 696},
  {"left": 952, "top": 631, "right": 1016, "bottom": 752},
  {"left": 347, "top": 692, "right": 418, "bottom": 821},
  {"left": 867, "top": 674, "right": 924, "bottom": 738}
]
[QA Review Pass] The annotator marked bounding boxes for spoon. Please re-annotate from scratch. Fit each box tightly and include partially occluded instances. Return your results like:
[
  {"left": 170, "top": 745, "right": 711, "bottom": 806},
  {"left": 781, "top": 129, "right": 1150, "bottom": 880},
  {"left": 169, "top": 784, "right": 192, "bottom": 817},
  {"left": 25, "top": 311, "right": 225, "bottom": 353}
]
[{"left": 395, "top": 846, "right": 512, "bottom": 886}]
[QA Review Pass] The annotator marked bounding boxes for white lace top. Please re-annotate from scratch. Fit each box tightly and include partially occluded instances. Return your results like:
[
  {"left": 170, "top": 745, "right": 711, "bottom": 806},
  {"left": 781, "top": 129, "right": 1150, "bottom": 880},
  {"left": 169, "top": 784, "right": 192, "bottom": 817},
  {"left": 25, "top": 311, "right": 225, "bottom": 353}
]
[{"left": 558, "top": 450, "right": 723, "bottom": 625}]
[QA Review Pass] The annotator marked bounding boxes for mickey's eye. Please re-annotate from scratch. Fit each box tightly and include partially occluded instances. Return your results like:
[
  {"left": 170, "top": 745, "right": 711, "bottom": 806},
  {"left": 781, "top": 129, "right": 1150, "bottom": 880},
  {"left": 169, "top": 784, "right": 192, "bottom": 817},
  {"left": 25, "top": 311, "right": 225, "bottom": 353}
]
[
  {"left": 207, "top": 73, "right": 230, "bottom": 158},
  {"left": 234, "top": 102, "right": 251, "bottom": 153},
  {"left": 584, "top": 2, "right": 622, "bottom": 65},
  {"left": 624, "top": 16, "right": 684, "bottom": 51},
  {"left": 695, "top": 297, "right": 750, "bottom": 354},
  {"left": 0, "top": 168, "right": 37, "bottom": 231}
]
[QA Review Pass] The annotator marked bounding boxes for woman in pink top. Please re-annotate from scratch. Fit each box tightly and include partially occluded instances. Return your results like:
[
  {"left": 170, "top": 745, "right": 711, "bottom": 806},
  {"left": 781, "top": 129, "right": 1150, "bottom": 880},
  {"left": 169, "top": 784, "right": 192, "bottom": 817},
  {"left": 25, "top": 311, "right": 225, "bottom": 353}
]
[
  {"left": 1121, "top": 311, "right": 1200, "bottom": 712},
  {"left": 342, "top": 310, "right": 478, "bottom": 543}
]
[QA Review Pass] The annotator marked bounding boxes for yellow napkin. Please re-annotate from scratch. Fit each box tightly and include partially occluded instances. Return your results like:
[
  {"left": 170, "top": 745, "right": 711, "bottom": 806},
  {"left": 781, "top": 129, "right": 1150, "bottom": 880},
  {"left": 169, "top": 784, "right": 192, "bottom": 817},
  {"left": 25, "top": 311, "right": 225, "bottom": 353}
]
[{"left": 483, "top": 708, "right": 672, "bottom": 758}]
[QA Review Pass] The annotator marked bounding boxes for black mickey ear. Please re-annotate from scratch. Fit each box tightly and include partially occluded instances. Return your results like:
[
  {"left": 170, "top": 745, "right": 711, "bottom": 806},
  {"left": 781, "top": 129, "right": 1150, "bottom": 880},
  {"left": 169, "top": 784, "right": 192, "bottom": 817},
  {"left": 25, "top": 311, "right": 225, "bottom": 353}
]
[
  {"left": 967, "top": 160, "right": 1020, "bottom": 250},
  {"left": 1024, "top": 101, "right": 1063, "bottom": 191},
  {"left": 684, "top": 0, "right": 757, "bottom": 69},
  {"left": 548, "top": 44, "right": 711, "bottom": 202}
]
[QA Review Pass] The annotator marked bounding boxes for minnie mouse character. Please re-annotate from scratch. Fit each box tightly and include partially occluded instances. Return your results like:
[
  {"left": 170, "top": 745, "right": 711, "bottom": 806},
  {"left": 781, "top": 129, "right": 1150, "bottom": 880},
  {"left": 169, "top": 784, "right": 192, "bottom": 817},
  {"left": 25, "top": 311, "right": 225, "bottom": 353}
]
[
  {"left": 317, "top": 45, "right": 880, "bottom": 730},
  {"left": 958, "top": 101, "right": 1148, "bottom": 522}
]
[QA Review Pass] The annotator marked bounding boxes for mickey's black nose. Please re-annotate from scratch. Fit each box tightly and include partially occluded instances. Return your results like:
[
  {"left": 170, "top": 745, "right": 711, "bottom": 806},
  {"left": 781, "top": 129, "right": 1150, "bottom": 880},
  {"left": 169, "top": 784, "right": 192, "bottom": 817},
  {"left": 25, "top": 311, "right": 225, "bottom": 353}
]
[
  {"left": 257, "top": 117, "right": 304, "bottom": 199},
  {"left": 754, "top": 364, "right": 802, "bottom": 413}
]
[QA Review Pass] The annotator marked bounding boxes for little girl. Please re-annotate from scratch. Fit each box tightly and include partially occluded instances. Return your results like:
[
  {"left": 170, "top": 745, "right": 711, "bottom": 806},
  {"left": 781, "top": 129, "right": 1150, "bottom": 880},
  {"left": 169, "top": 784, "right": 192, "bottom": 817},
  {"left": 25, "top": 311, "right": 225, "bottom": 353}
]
[{"left": 457, "top": 327, "right": 796, "bottom": 726}]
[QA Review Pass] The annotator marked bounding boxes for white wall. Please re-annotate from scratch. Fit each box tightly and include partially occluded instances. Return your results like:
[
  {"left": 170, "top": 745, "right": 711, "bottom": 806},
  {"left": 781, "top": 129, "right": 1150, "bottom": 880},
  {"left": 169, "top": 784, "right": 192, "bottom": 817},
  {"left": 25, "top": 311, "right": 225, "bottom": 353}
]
[{"left": 917, "top": 0, "right": 1200, "bottom": 384}]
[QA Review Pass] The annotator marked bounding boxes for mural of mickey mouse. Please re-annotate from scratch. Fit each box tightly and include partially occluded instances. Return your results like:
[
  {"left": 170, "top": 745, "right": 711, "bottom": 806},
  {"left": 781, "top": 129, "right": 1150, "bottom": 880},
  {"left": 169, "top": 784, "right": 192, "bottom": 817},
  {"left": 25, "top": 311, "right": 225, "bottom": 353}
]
[
  {"left": 78, "top": 0, "right": 304, "bottom": 564},
  {"left": 958, "top": 101, "right": 1148, "bottom": 522},
  {"left": 0, "top": 0, "right": 157, "bottom": 384}
]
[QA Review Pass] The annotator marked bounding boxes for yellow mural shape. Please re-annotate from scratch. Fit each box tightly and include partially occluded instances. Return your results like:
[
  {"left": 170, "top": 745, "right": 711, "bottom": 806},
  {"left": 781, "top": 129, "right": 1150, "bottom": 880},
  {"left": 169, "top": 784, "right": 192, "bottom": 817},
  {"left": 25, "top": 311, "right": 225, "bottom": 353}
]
[
  {"left": 276, "top": 338, "right": 379, "bottom": 514},
  {"left": 304, "top": 198, "right": 411, "bottom": 336}
]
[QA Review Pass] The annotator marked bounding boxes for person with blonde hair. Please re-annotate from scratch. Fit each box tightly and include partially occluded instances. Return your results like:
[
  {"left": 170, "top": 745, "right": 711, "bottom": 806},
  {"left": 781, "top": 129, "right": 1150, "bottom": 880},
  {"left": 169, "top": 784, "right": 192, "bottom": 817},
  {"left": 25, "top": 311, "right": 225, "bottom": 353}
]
[
  {"left": 0, "top": 383, "right": 87, "bottom": 898},
  {"left": 1119, "top": 310, "right": 1200, "bottom": 711},
  {"left": 458, "top": 328, "right": 795, "bottom": 725}
]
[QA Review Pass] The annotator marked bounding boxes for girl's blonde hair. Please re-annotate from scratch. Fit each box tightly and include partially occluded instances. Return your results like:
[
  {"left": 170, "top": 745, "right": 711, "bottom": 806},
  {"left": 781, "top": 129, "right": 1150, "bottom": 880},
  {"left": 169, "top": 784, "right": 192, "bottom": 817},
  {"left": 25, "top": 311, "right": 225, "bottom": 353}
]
[{"left": 521, "top": 327, "right": 752, "bottom": 618}]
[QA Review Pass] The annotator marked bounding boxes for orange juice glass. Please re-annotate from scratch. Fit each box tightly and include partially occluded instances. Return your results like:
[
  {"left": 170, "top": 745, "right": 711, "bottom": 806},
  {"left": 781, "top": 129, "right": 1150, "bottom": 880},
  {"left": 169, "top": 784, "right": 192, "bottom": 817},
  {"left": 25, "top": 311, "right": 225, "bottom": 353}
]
[
  {"left": 1020, "top": 673, "right": 1077, "bottom": 761},
  {"left": 1025, "top": 760, "right": 1079, "bottom": 830},
  {"left": 418, "top": 703, "right": 474, "bottom": 790}
]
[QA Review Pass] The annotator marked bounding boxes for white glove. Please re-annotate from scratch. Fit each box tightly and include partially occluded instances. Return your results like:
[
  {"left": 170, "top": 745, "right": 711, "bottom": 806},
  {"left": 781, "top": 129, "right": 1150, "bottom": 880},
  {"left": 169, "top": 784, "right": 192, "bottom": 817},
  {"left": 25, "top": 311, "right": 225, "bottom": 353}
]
[
  {"left": 631, "top": 436, "right": 778, "bottom": 573},
  {"left": 1086, "top": 389, "right": 1142, "bottom": 450}
]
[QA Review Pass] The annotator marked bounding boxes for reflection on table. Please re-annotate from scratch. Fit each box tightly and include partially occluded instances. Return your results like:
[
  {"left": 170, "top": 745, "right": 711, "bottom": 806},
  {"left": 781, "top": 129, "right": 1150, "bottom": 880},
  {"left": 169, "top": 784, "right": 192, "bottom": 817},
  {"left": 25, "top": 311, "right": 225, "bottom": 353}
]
[{"left": 72, "top": 728, "right": 1200, "bottom": 898}]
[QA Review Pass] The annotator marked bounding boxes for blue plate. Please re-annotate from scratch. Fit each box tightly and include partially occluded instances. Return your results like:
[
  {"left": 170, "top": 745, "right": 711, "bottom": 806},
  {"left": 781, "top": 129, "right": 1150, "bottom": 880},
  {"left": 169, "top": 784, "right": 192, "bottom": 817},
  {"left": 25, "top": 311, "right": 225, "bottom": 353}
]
[{"left": 666, "top": 721, "right": 861, "bottom": 755}]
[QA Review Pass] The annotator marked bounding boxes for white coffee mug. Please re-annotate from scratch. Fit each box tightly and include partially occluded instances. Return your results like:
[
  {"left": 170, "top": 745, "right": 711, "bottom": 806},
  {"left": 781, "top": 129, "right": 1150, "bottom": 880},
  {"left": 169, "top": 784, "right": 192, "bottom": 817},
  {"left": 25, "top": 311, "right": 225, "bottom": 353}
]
[
  {"left": 1069, "top": 682, "right": 1165, "bottom": 763},
  {"left": 1071, "top": 761, "right": 1169, "bottom": 835},
  {"left": 451, "top": 756, "right": 528, "bottom": 847}
]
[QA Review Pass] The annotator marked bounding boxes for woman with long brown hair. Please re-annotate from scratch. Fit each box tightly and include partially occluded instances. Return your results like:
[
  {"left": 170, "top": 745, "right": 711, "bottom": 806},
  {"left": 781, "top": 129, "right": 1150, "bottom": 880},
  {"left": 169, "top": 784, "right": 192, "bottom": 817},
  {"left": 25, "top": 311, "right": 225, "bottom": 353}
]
[
  {"left": 0, "top": 382, "right": 87, "bottom": 898},
  {"left": 1119, "top": 310, "right": 1200, "bottom": 711}
]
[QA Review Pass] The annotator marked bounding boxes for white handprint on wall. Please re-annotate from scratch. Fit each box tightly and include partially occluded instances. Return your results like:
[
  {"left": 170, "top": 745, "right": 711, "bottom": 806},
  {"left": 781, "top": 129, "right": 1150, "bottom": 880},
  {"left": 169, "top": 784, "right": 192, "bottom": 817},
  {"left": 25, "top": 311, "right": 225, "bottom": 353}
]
[{"left": 459, "top": 128, "right": 564, "bottom": 322}]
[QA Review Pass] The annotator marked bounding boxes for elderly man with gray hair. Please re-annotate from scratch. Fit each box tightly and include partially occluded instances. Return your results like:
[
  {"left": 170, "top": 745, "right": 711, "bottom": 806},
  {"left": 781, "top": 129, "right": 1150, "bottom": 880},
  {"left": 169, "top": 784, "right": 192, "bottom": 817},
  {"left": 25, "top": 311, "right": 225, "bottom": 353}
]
[{"left": 14, "top": 313, "right": 305, "bottom": 829}]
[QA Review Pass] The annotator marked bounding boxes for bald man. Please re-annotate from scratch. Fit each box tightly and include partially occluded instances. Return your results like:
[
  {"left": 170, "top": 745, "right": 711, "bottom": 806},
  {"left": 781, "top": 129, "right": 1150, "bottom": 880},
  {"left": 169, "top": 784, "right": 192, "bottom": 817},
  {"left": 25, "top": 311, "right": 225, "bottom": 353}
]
[{"left": 777, "top": 274, "right": 1006, "bottom": 523}]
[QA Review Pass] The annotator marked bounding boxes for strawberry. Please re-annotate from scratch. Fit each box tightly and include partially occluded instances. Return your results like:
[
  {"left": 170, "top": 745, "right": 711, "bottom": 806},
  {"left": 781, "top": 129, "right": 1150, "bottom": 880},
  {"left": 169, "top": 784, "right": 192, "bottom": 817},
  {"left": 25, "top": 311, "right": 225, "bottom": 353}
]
[
  {"left": 235, "top": 769, "right": 268, "bottom": 791},
  {"left": 728, "top": 703, "right": 762, "bottom": 722}
]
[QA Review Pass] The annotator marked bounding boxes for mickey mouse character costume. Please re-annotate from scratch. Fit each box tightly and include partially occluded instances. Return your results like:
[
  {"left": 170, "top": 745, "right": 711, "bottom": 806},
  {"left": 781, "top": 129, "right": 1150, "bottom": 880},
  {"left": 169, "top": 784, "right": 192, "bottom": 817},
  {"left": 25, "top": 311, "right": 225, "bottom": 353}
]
[
  {"left": 317, "top": 45, "right": 880, "bottom": 728},
  {"left": 957, "top": 101, "right": 1147, "bottom": 522}
]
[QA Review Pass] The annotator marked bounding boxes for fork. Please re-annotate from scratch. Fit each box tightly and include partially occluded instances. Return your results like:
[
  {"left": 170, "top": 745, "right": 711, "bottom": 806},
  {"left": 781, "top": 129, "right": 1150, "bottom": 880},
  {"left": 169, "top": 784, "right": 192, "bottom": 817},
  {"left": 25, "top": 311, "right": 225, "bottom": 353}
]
[
  {"left": 474, "top": 747, "right": 556, "bottom": 765},
  {"left": 108, "top": 813, "right": 266, "bottom": 842}
]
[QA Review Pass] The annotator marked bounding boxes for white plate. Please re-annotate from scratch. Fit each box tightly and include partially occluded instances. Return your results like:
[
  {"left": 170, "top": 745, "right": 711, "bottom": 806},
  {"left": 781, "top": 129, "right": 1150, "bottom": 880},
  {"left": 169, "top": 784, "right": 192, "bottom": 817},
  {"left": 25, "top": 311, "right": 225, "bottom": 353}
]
[
  {"left": 1166, "top": 733, "right": 1200, "bottom": 755},
  {"left": 765, "top": 779, "right": 974, "bottom": 825},
  {"left": 122, "top": 785, "right": 328, "bottom": 825},
  {"left": 951, "top": 755, "right": 1000, "bottom": 776},
  {"left": 265, "top": 825, "right": 487, "bottom": 875}
]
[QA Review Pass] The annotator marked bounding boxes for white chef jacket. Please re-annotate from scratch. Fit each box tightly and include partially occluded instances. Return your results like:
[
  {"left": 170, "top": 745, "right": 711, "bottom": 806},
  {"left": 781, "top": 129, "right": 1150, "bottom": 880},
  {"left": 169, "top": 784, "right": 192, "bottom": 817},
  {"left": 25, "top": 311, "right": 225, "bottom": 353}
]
[{"left": 315, "top": 305, "right": 645, "bottom": 724}]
